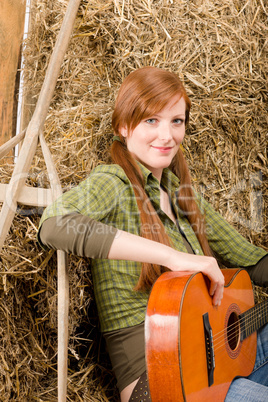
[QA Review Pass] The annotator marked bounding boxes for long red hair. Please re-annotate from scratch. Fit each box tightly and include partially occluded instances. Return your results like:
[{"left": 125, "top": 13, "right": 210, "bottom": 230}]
[{"left": 111, "top": 67, "right": 212, "bottom": 291}]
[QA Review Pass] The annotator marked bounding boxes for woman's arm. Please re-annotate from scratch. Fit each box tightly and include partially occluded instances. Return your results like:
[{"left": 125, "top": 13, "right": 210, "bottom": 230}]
[
  {"left": 197, "top": 193, "right": 267, "bottom": 269},
  {"left": 108, "top": 229, "right": 225, "bottom": 306},
  {"left": 38, "top": 213, "right": 117, "bottom": 258},
  {"left": 246, "top": 255, "right": 268, "bottom": 287},
  {"left": 39, "top": 214, "right": 224, "bottom": 306}
]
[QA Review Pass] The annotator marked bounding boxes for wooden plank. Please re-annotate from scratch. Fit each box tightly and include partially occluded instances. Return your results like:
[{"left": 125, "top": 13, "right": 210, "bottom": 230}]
[
  {"left": 57, "top": 250, "right": 69, "bottom": 402},
  {"left": 40, "top": 131, "right": 63, "bottom": 200},
  {"left": 39, "top": 132, "right": 70, "bottom": 399},
  {"left": 0, "top": 0, "right": 26, "bottom": 153},
  {"left": 0, "top": 129, "right": 26, "bottom": 159},
  {"left": 0, "top": 183, "right": 53, "bottom": 207},
  {"left": 39, "top": 132, "right": 70, "bottom": 401}
]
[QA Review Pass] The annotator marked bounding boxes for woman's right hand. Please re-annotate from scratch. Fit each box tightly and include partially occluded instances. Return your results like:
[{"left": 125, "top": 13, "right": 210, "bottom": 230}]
[{"left": 165, "top": 250, "right": 225, "bottom": 306}]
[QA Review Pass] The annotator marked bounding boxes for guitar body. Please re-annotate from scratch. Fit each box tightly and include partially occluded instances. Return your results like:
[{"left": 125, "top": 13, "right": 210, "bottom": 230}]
[{"left": 145, "top": 269, "right": 257, "bottom": 401}]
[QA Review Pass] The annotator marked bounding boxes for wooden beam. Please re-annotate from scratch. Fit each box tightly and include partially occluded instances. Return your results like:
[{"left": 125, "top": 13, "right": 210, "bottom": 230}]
[
  {"left": 0, "top": 129, "right": 26, "bottom": 159},
  {"left": 40, "top": 131, "right": 70, "bottom": 400},
  {"left": 0, "top": 183, "right": 53, "bottom": 207},
  {"left": 0, "top": 0, "right": 26, "bottom": 154}
]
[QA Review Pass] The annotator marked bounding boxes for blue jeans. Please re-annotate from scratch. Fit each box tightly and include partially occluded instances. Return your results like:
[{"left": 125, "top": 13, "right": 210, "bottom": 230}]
[{"left": 225, "top": 324, "right": 268, "bottom": 401}]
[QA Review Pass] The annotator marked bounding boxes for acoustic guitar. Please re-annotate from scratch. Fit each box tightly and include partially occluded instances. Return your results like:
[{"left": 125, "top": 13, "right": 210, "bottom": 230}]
[{"left": 145, "top": 268, "right": 268, "bottom": 401}]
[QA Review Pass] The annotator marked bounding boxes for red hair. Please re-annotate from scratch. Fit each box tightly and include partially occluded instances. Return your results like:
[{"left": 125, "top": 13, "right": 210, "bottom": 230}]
[{"left": 111, "top": 67, "right": 212, "bottom": 291}]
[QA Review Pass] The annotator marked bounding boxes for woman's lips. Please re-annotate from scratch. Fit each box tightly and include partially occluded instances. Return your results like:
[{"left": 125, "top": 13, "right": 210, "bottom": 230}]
[{"left": 151, "top": 146, "right": 173, "bottom": 153}]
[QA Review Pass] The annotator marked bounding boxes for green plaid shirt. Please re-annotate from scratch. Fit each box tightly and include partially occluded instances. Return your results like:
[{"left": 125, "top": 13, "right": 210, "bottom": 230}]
[{"left": 40, "top": 163, "right": 266, "bottom": 332}]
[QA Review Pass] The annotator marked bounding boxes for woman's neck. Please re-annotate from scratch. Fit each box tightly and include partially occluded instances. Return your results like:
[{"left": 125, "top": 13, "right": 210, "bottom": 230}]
[{"left": 159, "top": 186, "right": 176, "bottom": 224}]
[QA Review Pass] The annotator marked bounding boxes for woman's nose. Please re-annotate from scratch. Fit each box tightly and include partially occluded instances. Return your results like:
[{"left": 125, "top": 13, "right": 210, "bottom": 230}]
[{"left": 158, "top": 123, "right": 172, "bottom": 141}]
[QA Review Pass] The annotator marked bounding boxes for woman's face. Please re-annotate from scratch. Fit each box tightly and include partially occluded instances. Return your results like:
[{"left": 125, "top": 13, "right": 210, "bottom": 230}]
[{"left": 121, "top": 96, "right": 186, "bottom": 181}]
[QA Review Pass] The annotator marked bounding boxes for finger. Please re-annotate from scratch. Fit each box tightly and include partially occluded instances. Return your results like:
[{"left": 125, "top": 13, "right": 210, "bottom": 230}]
[
  {"left": 209, "top": 281, "right": 217, "bottom": 297},
  {"left": 212, "top": 284, "right": 224, "bottom": 306},
  {"left": 210, "top": 282, "right": 220, "bottom": 306}
]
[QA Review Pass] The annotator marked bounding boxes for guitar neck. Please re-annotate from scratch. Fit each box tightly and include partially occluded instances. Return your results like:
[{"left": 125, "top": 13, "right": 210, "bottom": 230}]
[{"left": 240, "top": 299, "right": 268, "bottom": 341}]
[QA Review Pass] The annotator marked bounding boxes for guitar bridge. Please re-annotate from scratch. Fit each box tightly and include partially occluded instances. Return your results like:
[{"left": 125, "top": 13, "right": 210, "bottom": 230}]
[{"left": 203, "top": 312, "right": 215, "bottom": 387}]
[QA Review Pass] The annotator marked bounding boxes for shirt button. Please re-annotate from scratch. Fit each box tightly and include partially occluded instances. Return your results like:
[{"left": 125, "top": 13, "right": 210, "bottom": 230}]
[{"left": 195, "top": 249, "right": 199, "bottom": 254}]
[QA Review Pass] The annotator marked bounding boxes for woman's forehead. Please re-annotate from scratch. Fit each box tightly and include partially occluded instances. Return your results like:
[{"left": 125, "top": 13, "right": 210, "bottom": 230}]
[{"left": 142, "top": 95, "right": 186, "bottom": 117}]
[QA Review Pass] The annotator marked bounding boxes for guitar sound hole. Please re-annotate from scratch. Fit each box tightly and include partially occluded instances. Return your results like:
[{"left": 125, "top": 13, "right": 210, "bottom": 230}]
[{"left": 227, "top": 312, "right": 240, "bottom": 350}]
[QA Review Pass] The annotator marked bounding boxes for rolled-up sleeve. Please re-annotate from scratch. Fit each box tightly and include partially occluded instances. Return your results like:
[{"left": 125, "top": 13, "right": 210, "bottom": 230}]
[
  {"left": 37, "top": 165, "right": 127, "bottom": 258},
  {"left": 38, "top": 213, "right": 117, "bottom": 258}
]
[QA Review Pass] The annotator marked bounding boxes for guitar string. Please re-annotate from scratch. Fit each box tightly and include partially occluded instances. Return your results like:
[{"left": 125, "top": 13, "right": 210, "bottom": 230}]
[
  {"left": 209, "top": 311, "right": 267, "bottom": 361},
  {"left": 213, "top": 302, "right": 267, "bottom": 345},
  {"left": 181, "top": 303, "right": 268, "bottom": 363},
  {"left": 185, "top": 305, "right": 267, "bottom": 366},
  {"left": 212, "top": 302, "right": 267, "bottom": 350},
  {"left": 211, "top": 303, "right": 267, "bottom": 352},
  {"left": 212, "top": 301, "right": 267, "bottom": 345},
  {"left": 212, "top": 301, "right": 267, "bottom": 342}
]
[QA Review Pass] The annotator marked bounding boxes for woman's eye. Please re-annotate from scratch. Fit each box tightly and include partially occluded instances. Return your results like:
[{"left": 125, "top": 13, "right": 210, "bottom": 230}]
[
  {"left": 173, "top": 118, "right": 184, "bottom": 125},
  {"left": 146, "top": 118, "right": 157, "bottom": 124}
]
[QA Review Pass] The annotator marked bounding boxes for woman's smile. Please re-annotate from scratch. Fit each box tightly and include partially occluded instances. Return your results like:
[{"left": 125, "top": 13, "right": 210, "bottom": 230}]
[{"left": 151, "top": 145, "right": 174, "bottom": 153}]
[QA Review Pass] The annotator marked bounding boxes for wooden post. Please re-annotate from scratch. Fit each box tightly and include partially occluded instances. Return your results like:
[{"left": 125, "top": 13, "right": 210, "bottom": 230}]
[{"left": 0, "top": 0, "right": 26, "bottom": 155}]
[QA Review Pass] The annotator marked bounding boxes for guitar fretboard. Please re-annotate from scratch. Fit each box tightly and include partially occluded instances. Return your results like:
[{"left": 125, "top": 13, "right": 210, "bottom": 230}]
[{"left": 240, "top": 299, "right": 268, "bottom": 341}]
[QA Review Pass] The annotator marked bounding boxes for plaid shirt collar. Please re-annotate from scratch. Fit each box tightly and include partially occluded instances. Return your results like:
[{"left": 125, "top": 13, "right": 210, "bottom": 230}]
[{"left": 137, "top": 162, "right": 180, "bottom": 195}]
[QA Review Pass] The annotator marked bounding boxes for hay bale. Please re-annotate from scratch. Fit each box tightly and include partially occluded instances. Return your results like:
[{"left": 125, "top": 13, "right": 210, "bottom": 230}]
[{"left": 0, "top": 0, "right": 267, "bottom": 400}]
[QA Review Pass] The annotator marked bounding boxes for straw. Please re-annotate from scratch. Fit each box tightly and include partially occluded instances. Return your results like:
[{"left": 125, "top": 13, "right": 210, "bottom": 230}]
[{"left": 0, "top": 0, "right": 267, "bottom": 399}]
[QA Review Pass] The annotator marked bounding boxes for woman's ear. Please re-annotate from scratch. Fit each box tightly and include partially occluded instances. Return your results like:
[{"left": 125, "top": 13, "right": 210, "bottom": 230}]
[{"left": 120, "top": 127, "right": 128, "bottom": 138}]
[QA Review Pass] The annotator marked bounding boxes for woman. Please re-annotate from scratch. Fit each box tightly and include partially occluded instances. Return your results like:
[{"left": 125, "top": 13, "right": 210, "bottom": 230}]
[{"left": 38, "top": 67, "right": 268, "bottom": 401}]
